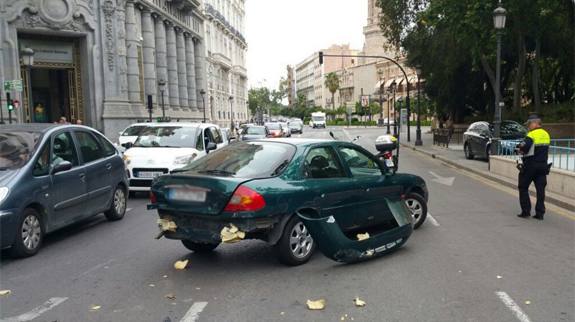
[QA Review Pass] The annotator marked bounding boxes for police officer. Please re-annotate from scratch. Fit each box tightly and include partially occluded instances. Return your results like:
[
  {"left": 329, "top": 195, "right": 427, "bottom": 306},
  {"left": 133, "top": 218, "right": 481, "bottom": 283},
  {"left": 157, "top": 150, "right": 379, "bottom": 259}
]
[{"left": 515, "top": 114, "right": 551, "bottom": 220}]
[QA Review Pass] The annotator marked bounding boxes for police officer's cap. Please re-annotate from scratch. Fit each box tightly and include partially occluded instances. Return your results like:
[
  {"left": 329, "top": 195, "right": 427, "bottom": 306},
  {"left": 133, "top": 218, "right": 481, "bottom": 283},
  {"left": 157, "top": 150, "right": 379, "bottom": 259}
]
[{"left": 525, "top": 113, "right": 542, "bottom": 125}]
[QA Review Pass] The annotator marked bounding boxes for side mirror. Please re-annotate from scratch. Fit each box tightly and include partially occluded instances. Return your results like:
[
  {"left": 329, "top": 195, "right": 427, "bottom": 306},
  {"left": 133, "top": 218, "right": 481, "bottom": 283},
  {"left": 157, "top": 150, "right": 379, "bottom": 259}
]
[
  {"left": 206, "top": 142, "right": 217, "bottom": 152},
  {"left": 51, "top": 161, "right": 72, "bottom": 175},
  {"left": 121, "top": 142, "right": 133, "bottom": 149}
]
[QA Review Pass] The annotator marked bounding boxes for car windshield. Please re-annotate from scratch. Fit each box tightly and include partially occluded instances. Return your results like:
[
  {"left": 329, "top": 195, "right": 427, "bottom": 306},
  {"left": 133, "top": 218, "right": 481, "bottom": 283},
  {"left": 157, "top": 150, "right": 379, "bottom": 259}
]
[
  {"left": 0, "top": 131, "right": 41, "bottom": 170},
  {"left": 312, "top": 116, "right": 324, "bottom": 121},
  {"left": 246, "top": 127, "right": 266, "bottom": 135},
  {"left": 122, "top": 125, "right": 148, "bottom": 136},
  {"left": 133, "top": 126, "right": 199, "bottom": 148},
  {"left": 267, "top": 123, "right": 281, "bottom": 130},
  {"left": 183, "top": 142, "right": 296, "bottom": 178}
]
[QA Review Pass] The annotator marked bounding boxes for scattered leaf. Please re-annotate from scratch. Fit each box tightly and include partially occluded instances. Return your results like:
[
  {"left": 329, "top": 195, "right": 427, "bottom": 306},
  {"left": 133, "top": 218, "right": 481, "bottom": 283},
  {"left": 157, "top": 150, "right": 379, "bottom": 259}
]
[
  {"left": 354, "top": 297, "right": 366, "bottom": 307},
  {"left": 165, "top": 294, "right": 176, "bottom": 300},
  {"left": 280, "top": 312, "right": 285, "bottom": 315},
  {"left": 357, "top": 233, "right": 370, "bottom": 241},
  {"left": 149, "top": 284, "right": 155, "bottom": 287},
  {"left": 221, "top": 224, "right": 246, "bottom": 243},
  {"left": 497, "top": 275, "right": 502, "bottom": 279},
  {"left": 306, "top": 299, "right": 326, "bottom": 310},
  {"left": 163, "top": 275, "right": 168, "bottom": 278},
  {"left": 90, "top": 305, "right": 101, "bottom": 311},
  {"left": 195, "top": 287, "right": 201, "bottom": 290},
  {"left": 158, "top": 219, "right": 177, "bottom": 232},
  {"left": 341, "top": 316, "right": 346, "bottom": 321},
  {"left": 525, "top": 300, "right": 531, "bottom": 305},
  {"left": 174, "top": 260, "right": 189, "bottom": 270},
  {"left": 0, "top": 290, "right": 11, "bottom": 296}
]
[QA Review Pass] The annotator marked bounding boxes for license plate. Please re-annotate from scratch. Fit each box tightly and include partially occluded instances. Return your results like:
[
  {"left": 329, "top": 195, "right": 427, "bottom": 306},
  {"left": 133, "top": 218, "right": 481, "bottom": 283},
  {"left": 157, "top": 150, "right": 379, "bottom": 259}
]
[
  {"left": 138, "top": 171, "right": 164, "bottom": 178},
  {"left": 385, "top": 159, "right": 395, "bottom": 167},
  {"left": 169, "top": 187, "right": 207, "bottom": 202}
]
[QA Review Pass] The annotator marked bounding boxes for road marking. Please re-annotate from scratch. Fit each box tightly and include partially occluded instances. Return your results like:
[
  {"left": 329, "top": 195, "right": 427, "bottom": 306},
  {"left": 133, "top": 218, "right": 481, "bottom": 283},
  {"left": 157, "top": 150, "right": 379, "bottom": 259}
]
[
  {"left": 0, "top": 297, "right": 68, "bottom": 322},
  {"left": 429, "top": 171, "right": 455, "bottom": 186},
  {"left": 427, "top": 212, "right": 440, "bottom": 226},
  {"left": 341, "top": 128, "right": 353, "bottom": 141},
  {"left": 126, "top": 208, "right": 133, "bottom": 212},
  {"left": 180, "top": 302, "right": 208, "bottom": 322},
  {"left": 495, "top": 291, "right": 532, "bottom": 322},
  {"left": 75, "top": 259, "right": 115, "bottom": 280}
]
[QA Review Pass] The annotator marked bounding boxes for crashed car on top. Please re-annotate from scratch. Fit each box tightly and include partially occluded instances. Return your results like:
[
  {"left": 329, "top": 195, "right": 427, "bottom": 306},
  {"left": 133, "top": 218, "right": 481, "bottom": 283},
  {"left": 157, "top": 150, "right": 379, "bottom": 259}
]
[{"left": 149, "top": 138, "right": 428, "bottom": 266}]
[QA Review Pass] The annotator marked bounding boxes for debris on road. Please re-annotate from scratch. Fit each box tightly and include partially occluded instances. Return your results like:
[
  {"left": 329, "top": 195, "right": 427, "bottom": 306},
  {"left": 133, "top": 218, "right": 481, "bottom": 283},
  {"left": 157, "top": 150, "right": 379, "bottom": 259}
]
[
  {"left": 354, "top": 297, "right": 366, "bottom": 307},
  {"left": 163, "top": 275, "right": 168, "bottom": 278},
  {"left": 356, "top": 233, "right": 370, "bottom": 241},
  {"left": 174, "top": 260, "right": 189, "bottom": 270},
  {"left": 0, "top": 290, "right": 11, "bottom": 296},
  {"left": 306, "top": 299, "right": 326, "bottom": 310},
  {"left": 90, "top": 305, "right": 101, "bottom": 311},
  {"left": 221, "top": 224, "right": 245, "bottom": 243},
  {"left": 165, "top": 294, "right": 176, "bottom": 301},
  {"left": 149, "top": 284, "right": 156, "bottom": 287},
  {"left": 158, "top": 219, "right": 177, "bottom": 232},
  {"left": 497, "top": 275, "right": 502, "bottom": 279},
  {"left": 525, "top": 300, "right": 531, "bottom": 305}
]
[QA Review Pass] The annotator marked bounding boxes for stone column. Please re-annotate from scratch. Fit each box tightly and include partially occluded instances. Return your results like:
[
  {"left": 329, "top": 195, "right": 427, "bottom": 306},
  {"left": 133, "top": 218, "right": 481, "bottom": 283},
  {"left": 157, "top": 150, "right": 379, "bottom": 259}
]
[
  {"left": 185, "top": 34, "right": 197, "bottom": 110},
  {"left": 176, "top": 28, "right": 189, "bottom": 109},
  {"left": 154, "top": 15, "right": 169, "bottom": 107},
  {"left": 141, "top": 8, "right": 157, "bottom": 103},
  {"left": 194, "top": 38, "right": 207, "bottom": 111},
  {"left": 166, "top": 22, "right": 179, "bottom": 109},
  {"left": 116, "top": 3, "right": 129, "bottom": 99},
  {"left": 125, "top": 0, "right": 141, "bottom": 103}
]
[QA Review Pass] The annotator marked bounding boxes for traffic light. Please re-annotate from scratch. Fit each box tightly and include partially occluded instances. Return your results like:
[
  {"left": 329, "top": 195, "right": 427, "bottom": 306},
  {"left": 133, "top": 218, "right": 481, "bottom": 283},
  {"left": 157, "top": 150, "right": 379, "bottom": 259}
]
[
  {"left": 319, "top": 51, "right": 323, "bottom": 65},
  {"left": 7, "top": 100, "right": 14, "bottom": 111}
]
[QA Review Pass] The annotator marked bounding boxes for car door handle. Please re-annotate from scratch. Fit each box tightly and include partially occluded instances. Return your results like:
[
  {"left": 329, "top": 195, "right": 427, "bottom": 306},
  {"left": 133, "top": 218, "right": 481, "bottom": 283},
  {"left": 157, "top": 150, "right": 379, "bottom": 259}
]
[
  {"left": 105, "top": 163, "right": 112, "bottom": 170},
  {"left": 79, "top": 173, "right": 86, "bottom": 182}
]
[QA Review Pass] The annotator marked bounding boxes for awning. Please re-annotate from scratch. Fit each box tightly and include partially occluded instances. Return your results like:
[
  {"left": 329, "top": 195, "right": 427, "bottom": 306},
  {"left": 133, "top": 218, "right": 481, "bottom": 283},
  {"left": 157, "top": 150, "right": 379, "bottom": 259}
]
[
  {"left": 408, "top": 76, "right": 418, "bottom": 84},
  {"left": 374, "top": 79, "right": 385, "bottom": 90},
  {"left": 384, "top": 78, "right": 396, "bottom": 87}
]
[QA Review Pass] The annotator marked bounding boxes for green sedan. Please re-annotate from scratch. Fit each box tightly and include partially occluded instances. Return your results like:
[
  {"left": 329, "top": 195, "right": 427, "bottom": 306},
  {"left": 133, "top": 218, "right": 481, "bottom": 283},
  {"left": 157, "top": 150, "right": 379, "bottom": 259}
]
[{"left": 149, "top": 139, "right": 428, "bottom": 266}]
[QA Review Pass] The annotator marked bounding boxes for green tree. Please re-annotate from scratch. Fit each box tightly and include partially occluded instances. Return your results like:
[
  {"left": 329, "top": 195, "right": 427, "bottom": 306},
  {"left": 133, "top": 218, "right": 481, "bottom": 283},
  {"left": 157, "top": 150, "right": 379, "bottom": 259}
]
[{"left": 324, "top": 72, "right": 340, "bottom": 110}]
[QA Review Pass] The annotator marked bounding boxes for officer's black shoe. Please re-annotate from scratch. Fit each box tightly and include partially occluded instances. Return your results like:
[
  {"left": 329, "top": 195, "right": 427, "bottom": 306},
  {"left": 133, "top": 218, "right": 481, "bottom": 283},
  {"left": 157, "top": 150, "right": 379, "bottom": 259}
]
[
  {"left": 517, "top": 213, "right": 530, "bottom": 218},
  {"left": 533, "top": 214, "right": 544, "bottom": 220}
]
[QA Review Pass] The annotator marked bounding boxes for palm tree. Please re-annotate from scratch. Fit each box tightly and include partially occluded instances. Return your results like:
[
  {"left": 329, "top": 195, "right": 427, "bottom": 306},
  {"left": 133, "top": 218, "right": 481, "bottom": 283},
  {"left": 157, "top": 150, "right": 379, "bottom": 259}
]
[{"left": 324, "top": 72, "right": 340, "bottom": 111}]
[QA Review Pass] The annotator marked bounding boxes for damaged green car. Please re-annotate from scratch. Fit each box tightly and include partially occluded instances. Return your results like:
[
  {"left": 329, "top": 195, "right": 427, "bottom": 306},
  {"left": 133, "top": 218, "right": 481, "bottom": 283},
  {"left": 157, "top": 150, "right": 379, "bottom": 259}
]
[{"left": 149, "top": 139, "right": 428, "bottom": 266}]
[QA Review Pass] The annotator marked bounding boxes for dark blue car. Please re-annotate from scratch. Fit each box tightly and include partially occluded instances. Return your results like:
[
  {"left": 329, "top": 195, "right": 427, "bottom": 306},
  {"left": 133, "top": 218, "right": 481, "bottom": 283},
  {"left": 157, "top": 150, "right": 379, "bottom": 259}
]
[{"left": 0, "top": 124, "right": 128, "bottom": 257}]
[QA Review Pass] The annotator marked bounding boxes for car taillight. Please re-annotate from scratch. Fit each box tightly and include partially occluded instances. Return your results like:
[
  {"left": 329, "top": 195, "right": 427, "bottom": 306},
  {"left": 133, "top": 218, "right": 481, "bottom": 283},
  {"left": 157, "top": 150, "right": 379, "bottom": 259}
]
[
  {"left": 150, "top": 191, "right": 157, "bottom": 204},
  {"left": 224, "top": 186, "right": 266, "bottom": 212}
]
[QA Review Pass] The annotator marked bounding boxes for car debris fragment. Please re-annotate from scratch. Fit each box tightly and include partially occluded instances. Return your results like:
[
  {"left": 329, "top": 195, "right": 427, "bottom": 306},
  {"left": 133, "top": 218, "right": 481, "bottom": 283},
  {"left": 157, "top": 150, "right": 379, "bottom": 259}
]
[
  {"left": 0, "top": 290, "right": 11, "bottom": 296},
  {"left": 220, "top": 224, "right": 245, "bottom": 243},
  {"left": 356, "top": 233, "right": 370, "bottom": 241},
  {"left": 158, "top": 218, "right": 178, "bottom": 232},
  {"left": 306, "top": 299, "right": 326, "bottom": 310},
  {"left": 354, "top": 297, "right": 366, "bottom": 307},
  {"left": 174, "top": 260, "right": 189, "bottom": 270}
]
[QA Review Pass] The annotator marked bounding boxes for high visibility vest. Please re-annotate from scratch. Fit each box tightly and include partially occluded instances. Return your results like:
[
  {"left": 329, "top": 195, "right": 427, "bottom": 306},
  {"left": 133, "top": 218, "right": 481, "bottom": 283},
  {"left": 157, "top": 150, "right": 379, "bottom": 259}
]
[{"left": 525, "top": 128, "right": 550, "bottom": 157}]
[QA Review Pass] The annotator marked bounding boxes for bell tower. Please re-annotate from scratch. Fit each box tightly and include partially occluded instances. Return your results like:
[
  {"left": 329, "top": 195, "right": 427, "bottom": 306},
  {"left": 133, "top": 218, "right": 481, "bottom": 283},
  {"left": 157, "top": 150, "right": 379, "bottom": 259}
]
[{"left": 362, "top": 0, "right": 395, "bottom": 58}]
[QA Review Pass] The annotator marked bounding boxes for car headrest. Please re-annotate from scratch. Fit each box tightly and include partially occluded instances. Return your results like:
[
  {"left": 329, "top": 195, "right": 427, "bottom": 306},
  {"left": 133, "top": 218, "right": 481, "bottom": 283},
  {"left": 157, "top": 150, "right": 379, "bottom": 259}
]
[{"left": 310, "top": 155, "right": 329, "bottom": 169}]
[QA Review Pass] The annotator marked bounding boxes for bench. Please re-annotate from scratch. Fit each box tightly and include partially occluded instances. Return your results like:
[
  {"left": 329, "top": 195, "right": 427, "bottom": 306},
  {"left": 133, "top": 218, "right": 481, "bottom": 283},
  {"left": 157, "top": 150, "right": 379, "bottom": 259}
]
[{"left": 433, "top": 128, "right": 453, "bottom": 148}]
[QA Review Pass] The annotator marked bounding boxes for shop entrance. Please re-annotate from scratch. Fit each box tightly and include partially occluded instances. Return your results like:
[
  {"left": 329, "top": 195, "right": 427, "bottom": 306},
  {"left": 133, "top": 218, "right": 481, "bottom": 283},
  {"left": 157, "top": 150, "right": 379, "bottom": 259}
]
[{"left": 26, "top": 68, "right": 74, "bottom": 123}]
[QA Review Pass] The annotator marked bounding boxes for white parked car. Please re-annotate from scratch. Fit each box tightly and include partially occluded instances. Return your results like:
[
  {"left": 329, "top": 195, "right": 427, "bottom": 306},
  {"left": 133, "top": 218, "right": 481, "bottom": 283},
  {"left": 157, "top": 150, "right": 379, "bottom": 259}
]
[
  {"left": 118, "top": 123, "right": 149, "bottom": 146},
  {"left": 122, "top": 123, "right": 228, "bottom": 192}
]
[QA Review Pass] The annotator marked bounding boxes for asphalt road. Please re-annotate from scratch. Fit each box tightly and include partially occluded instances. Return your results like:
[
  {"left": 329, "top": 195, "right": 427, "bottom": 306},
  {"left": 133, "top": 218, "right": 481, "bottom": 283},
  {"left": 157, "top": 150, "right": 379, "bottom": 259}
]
[{"left": 1, "top": 127, "right": 573, "bottom": 322}]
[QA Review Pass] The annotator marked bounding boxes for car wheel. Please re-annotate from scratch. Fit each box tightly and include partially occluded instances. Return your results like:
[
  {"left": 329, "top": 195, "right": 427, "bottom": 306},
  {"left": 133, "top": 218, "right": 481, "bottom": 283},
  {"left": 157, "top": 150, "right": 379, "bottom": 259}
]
[
  {"left": 10, "top": 208, "right": 44, "bottom": 258},
  {"left": 405, "top": 193, "right": 428, "bottom": 230},
  {"left": 105, "top": 185, "right": 127, "bottom": 221},
  {"left": 464, "top": 142, "right": 474, "bottom": 160},
  {"left": 276, "top": 216, "right": 315, "bottom": 266},
  {"left": 181, "top": 240, "right": 219, "bottom": 253}
]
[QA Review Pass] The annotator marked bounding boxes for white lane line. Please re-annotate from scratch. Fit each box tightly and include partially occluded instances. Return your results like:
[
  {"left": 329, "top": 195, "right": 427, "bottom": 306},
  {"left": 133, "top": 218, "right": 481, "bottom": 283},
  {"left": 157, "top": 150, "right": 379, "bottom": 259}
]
[
  {"left": 341, "top": 128, "right": 353, "bottom": 141},
  {"left": 495, "top": 291, "right": 532, "bottom": 322},
  {"left": 427, "top": 212, "right": 440, "bottom": 227},
  {"left": 180, "top": 302, "right": 208, "bottom": 322},
  {"left": 75, "top": 259, "right": 115, "bottom": 280},
  {"left": 126, "top": 208, "right": 133, "bottom": 212},
  {"left": 0, "top": 297, "right": 68, "bottom": 322}
]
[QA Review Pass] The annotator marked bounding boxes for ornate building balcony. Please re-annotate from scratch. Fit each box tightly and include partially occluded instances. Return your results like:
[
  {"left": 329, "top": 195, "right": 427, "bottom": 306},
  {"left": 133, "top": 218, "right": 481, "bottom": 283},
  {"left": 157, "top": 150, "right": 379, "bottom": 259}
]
[
  {"left": 233, "top": 65, "right": 247, "bottom": 78},
  {"left": 212, "top": 53, "right": 232, "bottom": 69},
  {"left": 204, "top": 3, "right": 247, "bottom": 46}
]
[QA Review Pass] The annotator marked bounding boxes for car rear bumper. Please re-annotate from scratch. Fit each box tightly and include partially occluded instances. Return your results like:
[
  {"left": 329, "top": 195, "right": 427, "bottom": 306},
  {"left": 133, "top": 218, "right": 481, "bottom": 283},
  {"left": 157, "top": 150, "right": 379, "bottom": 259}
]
[{"left": 0, "top": 208, "right": 19, "bottom": 249}]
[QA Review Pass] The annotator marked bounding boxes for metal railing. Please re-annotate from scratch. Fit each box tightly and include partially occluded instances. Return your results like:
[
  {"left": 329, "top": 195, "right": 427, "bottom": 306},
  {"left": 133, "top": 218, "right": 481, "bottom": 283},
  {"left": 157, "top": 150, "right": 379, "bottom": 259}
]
[{"left": 497, "top": 139, "right": 575, "bottom": 172}]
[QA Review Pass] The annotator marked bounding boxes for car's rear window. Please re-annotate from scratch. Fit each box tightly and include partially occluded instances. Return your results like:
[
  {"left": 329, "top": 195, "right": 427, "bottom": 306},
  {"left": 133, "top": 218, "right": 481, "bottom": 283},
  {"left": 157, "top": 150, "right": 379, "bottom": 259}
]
[
  {"left": 246, "top": 127, "right": 266, "bottom": 135},
  {"left": 122, "top": 125, "right": 148, "bottom": 136},
  {"left": 183, "top": 142, "right": 296, "bottom": 178},
  {"left": 0, "top": 131, "right": 42, "bottom": 170},
  {"left": 266, "top": 123, "right": 280, "bottom": 130}
]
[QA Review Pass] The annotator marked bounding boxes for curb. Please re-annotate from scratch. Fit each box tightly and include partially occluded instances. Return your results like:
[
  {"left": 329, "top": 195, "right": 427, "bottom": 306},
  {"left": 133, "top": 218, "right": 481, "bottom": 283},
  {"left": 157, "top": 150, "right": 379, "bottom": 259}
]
[{"left": 402, "top": 143, "right": 575, "bottom": 212}]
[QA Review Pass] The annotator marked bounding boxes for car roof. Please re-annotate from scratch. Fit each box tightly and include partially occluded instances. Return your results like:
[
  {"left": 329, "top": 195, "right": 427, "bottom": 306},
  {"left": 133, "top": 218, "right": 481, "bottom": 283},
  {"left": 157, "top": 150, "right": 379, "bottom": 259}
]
[
  {"left": 130, "top": 122, "right": 218, "bottom": 129},
  {"left": 0, "top": 123, "right": 60, "bottom": 133}
]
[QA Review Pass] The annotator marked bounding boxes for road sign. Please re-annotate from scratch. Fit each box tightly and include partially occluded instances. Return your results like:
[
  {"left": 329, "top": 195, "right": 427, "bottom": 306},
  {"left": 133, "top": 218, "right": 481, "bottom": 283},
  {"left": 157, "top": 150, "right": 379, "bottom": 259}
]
[
  {"left": 361, "top": 95, "right": 369, "bottom": 107},
  {"left": 3, "top": 80, "right": 23, "bottom": 92},
  {"left": 13, "top": 100, "right": 20, "bottom": 108}
]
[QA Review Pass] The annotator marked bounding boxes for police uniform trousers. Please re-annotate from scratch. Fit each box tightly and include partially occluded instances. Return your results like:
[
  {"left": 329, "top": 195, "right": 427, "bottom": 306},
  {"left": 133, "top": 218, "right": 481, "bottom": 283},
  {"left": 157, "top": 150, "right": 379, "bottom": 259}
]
[{"left": 518, "top": 162, "right": 548, "bottom": 215}]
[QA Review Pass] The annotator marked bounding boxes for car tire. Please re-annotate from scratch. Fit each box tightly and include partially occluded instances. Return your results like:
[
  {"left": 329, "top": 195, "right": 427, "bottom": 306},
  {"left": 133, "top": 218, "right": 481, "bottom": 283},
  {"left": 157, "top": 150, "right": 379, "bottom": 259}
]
[
  {"left": 405, "top": 193, "right": 428, "bottom": 230},
  {"left": 276, "top": 216, "right": 315, "bottom": 266},
  {"left": 464, "top": 142, "right": 474, "bottom": 160},
  {"left": 104, "top": 185, "right": 127, "bottom": 221},
  {"left": 10, "top": 208, "right": 44, "bottom": 258},
  {"left": 181, "top": 240, "right": 219, "bottom": 253}
]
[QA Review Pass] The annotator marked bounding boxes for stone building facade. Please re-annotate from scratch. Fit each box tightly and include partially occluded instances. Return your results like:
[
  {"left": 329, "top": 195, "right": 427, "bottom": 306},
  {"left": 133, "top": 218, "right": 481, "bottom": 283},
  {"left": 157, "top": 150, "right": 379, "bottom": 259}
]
[
  {"left": 0, "top": 0, "right": 215, "bottom": 140},
  {"left": 203, "top": 0, "right": 248, "bottom": 128}
]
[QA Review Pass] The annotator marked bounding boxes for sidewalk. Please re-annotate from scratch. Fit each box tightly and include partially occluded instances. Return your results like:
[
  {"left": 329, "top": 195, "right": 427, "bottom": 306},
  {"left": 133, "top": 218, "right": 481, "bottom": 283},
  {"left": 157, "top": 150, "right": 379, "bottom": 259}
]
[{"left": 400, "top": 126, "right": 575, "bottom": 212}]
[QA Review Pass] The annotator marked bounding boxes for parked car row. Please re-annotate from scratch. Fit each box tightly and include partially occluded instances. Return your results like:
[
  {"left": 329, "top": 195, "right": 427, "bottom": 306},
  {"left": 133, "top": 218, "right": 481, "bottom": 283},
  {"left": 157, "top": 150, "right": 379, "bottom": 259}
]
[{"left": 463, "top": 120, "right": 526, "bottom": 161}]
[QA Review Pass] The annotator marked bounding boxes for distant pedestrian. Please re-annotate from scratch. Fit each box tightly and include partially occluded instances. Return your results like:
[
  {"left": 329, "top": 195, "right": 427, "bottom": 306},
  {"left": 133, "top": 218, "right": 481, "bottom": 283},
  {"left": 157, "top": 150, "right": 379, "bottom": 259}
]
[
  {"left": 515, "top": 113, "right": 551, "bottom": 220},
  {"left": 58, "top": 116, "right": 68, "bottom": 124},
  {"left": 76, "top": 119, "right": 83, "bottom": 125}
]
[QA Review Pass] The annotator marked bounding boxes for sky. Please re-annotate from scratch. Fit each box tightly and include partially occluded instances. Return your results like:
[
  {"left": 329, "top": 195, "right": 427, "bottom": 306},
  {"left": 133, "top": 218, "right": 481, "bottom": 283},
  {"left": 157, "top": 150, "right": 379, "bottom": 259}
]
[{"left": 245, "top": 0, "right": 368, "bottom": 90}]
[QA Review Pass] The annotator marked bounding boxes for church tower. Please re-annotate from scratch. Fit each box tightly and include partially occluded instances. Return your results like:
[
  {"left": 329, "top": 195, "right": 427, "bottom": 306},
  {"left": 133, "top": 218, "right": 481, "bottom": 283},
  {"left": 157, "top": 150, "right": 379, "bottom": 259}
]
[{"left": 362, "top": 0, "right": 395, "bottom": 59}]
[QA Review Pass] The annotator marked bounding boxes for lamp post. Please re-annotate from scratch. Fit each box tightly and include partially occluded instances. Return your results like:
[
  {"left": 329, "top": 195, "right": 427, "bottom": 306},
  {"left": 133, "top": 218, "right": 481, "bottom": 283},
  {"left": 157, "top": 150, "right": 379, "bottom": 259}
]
[
  {"left": 415, "top": 66, "right": 423, "bottom": 146},
  {"left": 390, "top": 80, "right": 397, "bottom": 136},
  {"left": 492, "top": 1, "right": 507, "bottom": 154},
  {"left": 200, "top": 89, "right": 206, "bottom": 123},
  {"left": 158, "top": 79, "right": 167, "bottom": 118},
  {"left": 229, "top": 95, "right": 234, "bottom": 134},
  {"left": 386, "top": 87, "right": 392, "bottom": 134},
  {"left": 377, "top": 69, "right": 384, "bottom": 127},
  {"left": 21, "top": 47, "right": 35, "bottom": 123}
]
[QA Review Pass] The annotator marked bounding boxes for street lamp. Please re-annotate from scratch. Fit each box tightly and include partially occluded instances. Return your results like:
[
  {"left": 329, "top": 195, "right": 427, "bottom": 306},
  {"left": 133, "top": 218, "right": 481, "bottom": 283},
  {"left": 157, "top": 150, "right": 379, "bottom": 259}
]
[
  {"left": 377, "top": 69, "right": 384, "bottom": 128},
  {"left": 415, "top": 66, "right": 423, "bottom": 146},
  {"left": 229, "top": 95, "right": 234, "bottom": 133},
  {"left": 390, "top": 80, "right": 397, "bottom": 136},
  {"left": 21, "top": 47, "right": 35, "bottom": 123},
  {"left": 200, "top": 89, "right": 206, "bottom": 123},
  {"left": 492, "top": 1, "right": 507, "bottom": 155},
  {"left": 158, "top": 79, "right": 167, "bottom": 118}
]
